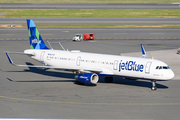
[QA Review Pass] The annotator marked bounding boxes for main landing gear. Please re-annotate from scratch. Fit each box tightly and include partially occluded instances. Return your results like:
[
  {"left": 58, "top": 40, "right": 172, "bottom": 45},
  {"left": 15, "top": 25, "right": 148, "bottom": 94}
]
[
  {"left": 105, "top": 77, "right": 113, "bottom": 83},
  {"left": 151, "top": 80, "right": 157, "bottom": 91}
]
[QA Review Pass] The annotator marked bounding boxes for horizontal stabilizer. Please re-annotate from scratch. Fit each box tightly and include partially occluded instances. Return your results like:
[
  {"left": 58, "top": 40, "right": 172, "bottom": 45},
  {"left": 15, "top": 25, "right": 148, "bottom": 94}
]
[{"left": 5, "top": 51, "right": 34, "bottom": 56}]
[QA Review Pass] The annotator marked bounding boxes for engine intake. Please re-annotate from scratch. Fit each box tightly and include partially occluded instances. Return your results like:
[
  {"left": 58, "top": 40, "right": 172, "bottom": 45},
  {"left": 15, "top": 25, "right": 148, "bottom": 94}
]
[{"left": 75, "top": 73, "right": 99, "bottom": 84}]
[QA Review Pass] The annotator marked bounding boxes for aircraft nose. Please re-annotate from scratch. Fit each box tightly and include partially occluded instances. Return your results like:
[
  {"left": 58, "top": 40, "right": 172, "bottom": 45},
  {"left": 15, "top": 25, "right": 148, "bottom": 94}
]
[{"left": 169, "top": 70, "right": 175, "bottom": 79}]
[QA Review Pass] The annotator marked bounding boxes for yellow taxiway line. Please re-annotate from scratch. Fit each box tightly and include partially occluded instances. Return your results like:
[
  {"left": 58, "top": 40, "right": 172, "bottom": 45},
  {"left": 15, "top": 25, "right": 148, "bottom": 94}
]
[{"left": 0, "top": 95, "right": 180, "bottom": 106}]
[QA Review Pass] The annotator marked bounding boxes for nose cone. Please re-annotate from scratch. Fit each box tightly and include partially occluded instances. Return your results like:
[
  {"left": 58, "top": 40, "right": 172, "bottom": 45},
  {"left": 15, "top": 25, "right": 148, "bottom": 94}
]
[
  {"left": 161, "top": 70, "right": 175, "bottom": 80},
  {"left": 164, "top": 70, "right": 174, "bottom": 80},
  {"left": 169, "top": 70, "right": 175, "bottom": 80}
]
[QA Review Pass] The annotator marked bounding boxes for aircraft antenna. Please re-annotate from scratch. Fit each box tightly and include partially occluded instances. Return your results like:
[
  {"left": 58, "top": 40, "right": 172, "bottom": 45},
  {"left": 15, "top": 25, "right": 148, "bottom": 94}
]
[
  {"left": 47, "top": 41, "right": 66, "bottom": 51},
  {"left": 59, "top": 42, "right": 65, "bottom": 51},
  {"left": 147, "top": 53, "right": 154, "bottom": 59},
  {"left": 47, "top": 41, "right": 53, "bottom": 50}
]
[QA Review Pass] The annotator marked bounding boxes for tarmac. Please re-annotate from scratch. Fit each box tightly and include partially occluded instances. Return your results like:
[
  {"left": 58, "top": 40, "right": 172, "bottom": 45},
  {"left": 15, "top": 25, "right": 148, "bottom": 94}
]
[{"left": 0, "top": 28, "right": 180, "bottom": 119}]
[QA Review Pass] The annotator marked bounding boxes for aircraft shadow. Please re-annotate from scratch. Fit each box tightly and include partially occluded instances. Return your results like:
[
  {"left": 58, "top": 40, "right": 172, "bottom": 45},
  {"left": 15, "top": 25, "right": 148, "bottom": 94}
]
[
  {"left": 98, "top": 77, "right": 168, "bottom": 89},
  {"left": 6, "top": 77, "right": 74, "bottom": 83},
  {"left": 6, "top": 62, "right": 168, "bottom": 89},
  {"left": 6, "top": 62, "right": 96, "bottom": 86}
]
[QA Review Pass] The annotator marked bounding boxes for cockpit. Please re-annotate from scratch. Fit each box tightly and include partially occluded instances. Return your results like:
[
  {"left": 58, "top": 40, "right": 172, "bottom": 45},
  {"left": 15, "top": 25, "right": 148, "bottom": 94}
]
[{"left": 156, "top": 66, "right": 170, "bottom": 70}]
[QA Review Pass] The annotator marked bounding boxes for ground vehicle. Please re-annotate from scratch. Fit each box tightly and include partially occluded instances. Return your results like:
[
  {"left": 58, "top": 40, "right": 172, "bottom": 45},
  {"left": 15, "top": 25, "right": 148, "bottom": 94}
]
[
  {"left": 83, "top": 33, "right": 95, "bottom": 41},
  {"left": 72, "top": 34, "right": 83, "bottom": 41},
  {"left": 72, "top": 33, "right": 95, "bottom": 41},
  {"left": 177, "top": 48, "right": 180, "bottom": 54}
]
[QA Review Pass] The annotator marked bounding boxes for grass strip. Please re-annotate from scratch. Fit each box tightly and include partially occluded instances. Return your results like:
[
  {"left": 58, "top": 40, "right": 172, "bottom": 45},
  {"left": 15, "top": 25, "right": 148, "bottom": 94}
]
[
  {"left": 2, "top": 24, "right": 180, "bottom": 28},
  {"left": 1, "top": 9, "right": 180, "bottom": 18},
  {"left": 1, "top": 0, "right": 180, "bottom": 3}
]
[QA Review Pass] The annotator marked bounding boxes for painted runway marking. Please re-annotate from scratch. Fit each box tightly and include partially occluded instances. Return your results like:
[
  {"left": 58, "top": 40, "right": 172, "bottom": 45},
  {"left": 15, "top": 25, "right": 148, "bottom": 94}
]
[
  {"left": 88, "top": 40, "right": 97, "bottom": 42},
  {"left": 0, "top": 34, "right": 14, "bottom": 35},
  {"left": 0, "top": 95, "right": 180, "bottom": 106},
  {"left": 114, "top": 33, "right": 128, "bottom": 34},
  {"left": 97, "top": 41, "right": 137, "bottom": 46},
  {"left": 151, "top": 33, "right": 165, "bottom": 34},
  {"left": 41, "top": 34, "right": 53, "bottom": 35}
]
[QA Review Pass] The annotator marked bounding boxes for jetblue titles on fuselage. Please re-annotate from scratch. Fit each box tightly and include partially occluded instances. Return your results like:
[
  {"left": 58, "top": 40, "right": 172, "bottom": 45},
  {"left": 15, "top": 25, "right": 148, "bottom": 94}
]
[{"left": 119, "top": 60, "right": 144, "bottom": 72}]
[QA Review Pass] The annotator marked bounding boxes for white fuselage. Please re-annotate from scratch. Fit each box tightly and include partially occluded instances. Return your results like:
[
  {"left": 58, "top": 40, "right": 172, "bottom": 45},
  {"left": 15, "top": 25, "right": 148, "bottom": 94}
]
[{"left": 24, "top": 49, "right": 174, "bottom": 81}]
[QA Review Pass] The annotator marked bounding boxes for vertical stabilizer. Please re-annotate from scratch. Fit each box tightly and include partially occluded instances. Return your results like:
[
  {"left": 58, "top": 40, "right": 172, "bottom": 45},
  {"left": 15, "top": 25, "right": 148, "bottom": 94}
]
[{"left": 26, "top": 19, "right": 49, "bottom": 49}]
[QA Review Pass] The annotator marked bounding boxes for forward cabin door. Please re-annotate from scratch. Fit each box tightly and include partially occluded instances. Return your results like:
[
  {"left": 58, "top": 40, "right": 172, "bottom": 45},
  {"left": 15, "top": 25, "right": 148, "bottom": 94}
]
[
  {"left": 145, "top": 61, "right": 152, "bottom": 74},
  {"left": 76, "top": 56, "right": 81, "bottom": 66}
]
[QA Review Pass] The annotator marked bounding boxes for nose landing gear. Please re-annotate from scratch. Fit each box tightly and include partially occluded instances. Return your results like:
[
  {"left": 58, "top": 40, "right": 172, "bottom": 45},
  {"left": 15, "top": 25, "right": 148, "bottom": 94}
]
[{"left": 151, "top": 80, "right": 157, "bottom": 91}]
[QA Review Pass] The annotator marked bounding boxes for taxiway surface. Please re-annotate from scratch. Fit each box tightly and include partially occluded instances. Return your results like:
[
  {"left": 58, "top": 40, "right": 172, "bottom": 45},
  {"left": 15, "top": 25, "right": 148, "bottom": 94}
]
[
  {"left": 1, "top": 18, "right": 180, "bottom": 25},
  {"left": 0, "top": 28, "right": 180, "bottom": 119},
  {"left": 1, "top": 3, "right": 180, "bottom": 9}
]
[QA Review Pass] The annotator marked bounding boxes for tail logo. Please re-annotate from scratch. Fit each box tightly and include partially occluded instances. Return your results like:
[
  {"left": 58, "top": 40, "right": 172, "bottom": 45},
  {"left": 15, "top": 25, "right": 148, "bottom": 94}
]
[{"left": 32, "top": 39, "right": 41, "bottom": 44}]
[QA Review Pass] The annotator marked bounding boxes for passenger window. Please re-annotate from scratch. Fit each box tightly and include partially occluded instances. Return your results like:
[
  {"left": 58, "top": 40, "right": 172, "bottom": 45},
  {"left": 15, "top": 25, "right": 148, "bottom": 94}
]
[{"left": 159, "top": 66, "right": 162, "bottom": 69}]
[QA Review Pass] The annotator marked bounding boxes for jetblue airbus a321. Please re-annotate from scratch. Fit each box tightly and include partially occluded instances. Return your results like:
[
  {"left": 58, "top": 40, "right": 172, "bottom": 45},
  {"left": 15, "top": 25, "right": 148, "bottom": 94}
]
[{"left": 5, "top": 19, "right": 174, "bottom": 91}]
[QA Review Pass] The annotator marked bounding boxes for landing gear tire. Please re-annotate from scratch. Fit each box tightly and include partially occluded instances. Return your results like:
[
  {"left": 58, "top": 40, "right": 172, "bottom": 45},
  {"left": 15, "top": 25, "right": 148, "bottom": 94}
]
[
  {"left": 105, "top": 77, "right": 113, "bottom": 83},
  {"left": 151, "top": 86, "right": 157, "bottom": 91},
  {"left": 151, "top": 80, "right": 157, "bottom": 91}
]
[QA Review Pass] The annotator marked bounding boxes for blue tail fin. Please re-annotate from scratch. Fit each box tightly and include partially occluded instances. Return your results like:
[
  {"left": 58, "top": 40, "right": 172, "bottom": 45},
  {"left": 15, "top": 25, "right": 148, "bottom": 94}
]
[{"left": 26, "top": 19, "right": 49, "bottom": 49}]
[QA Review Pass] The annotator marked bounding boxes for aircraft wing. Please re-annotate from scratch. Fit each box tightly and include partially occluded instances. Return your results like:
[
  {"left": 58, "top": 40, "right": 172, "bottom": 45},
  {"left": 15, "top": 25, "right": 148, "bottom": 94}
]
[{"left": 5, "top": 52, "right": 102, "bottom": 73}]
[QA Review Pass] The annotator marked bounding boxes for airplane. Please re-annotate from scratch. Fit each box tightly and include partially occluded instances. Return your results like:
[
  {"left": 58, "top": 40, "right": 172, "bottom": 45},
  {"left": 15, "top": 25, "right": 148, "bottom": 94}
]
[{"left": 5, "top": 19, "right": 174, "bottom": 91}]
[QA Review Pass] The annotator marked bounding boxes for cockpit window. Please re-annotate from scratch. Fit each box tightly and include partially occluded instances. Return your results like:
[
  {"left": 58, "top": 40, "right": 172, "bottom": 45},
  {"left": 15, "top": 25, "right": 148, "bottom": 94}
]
[
  {"left": 163, "top": 66, "right": 168, "bottom": 69},
  {"left": 156, "top": 66, "right": 170, "bottom": 70}
]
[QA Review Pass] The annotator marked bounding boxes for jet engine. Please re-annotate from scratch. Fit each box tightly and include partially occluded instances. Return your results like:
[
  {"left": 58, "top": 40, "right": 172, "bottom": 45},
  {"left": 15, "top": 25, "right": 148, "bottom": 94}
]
[{"left": 75, "top": 73, "right": 99, "bottom": 84}]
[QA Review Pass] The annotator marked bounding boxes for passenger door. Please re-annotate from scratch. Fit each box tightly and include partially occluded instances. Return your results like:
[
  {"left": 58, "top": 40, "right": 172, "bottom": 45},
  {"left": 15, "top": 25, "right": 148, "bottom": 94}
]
[
  {"left": 40, "top": 51, "right": 45, "bottom": 62},
  {"left": 145, "top": 61, "right": 152, "bottom": 74}
]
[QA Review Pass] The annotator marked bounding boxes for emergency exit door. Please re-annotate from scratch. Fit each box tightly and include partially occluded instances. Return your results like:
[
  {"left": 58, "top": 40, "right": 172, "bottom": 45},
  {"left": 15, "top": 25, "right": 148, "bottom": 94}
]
[{"left": 76, "top": 56, "right": 81, "bottom": 66}]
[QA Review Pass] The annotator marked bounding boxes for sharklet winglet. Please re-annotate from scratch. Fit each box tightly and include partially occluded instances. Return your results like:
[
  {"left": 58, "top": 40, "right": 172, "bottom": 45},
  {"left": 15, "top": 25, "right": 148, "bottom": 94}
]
[
  {"left": 5, "top": 52, "right": 13, "bottom": 64},
  {"left": 140, "top": 44, "right": 147, "bottom": 58}
]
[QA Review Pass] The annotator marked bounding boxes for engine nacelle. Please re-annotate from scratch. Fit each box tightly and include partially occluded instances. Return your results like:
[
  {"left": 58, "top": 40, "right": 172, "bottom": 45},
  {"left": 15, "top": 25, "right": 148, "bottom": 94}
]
[{"left": 75, "top": 73, "right": 99, "bottom": 84}]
